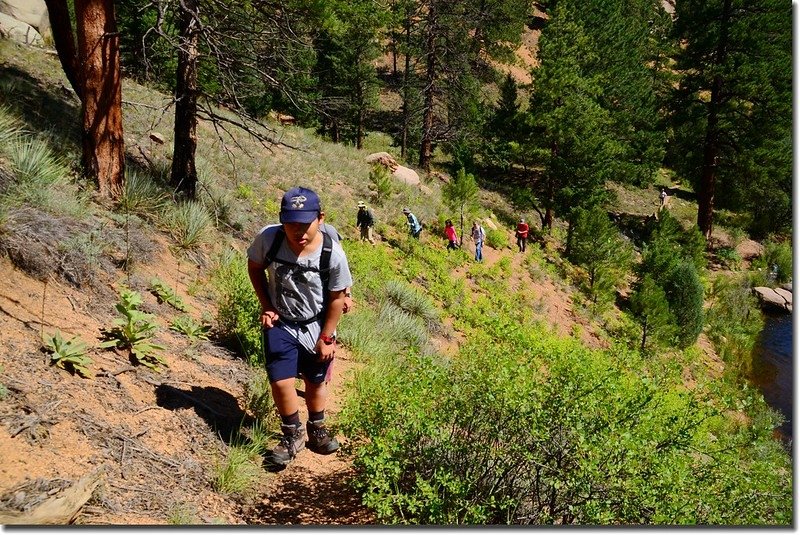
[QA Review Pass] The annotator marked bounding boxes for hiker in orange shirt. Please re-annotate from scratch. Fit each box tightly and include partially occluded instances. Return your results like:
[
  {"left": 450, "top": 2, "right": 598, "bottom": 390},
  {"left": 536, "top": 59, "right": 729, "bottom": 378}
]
[{"left": 515, "top": 218, "right": 529, "bottom": 253}]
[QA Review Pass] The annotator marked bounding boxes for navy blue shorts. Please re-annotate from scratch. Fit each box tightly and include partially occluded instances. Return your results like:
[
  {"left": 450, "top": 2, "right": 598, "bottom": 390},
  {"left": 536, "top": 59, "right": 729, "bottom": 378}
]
[{"left": 262, "top": 327, "right": 329, "bottom": 384}]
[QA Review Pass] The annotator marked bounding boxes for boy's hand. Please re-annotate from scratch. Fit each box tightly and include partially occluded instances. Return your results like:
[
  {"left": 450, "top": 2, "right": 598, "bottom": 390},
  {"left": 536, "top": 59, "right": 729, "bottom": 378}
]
[
  {"left": 259, "top": 310, "right": 279, "bottom": 329},
  {"left": 343, "top": 295, "right": 353, "bottom": 313},
  {"left": 316, "top": 338, "right": 336, "bottom": 361}
]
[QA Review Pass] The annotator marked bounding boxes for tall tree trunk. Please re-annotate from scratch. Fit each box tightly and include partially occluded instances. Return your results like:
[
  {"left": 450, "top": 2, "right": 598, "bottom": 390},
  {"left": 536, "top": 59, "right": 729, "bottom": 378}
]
[
  {"left": 74, "top": 0, "right": 124, "bottom": 198},
  {"left": 419, "top": 1, "right": 437, "bottom": 172},
  {"left": 356, "top": 84, "right": 365, "bottom": 149},
  {"left": 401, "top": 18, "right": 411, "bottom": 159},
  {"left": 697, "top": 0, "right": 732, "bottom": 241},
  {"left": 44, "top": 0, "right": 82, "bottom": 100},
  {"left": 171, "top": 0, "right": 200, "bottom": 199}
]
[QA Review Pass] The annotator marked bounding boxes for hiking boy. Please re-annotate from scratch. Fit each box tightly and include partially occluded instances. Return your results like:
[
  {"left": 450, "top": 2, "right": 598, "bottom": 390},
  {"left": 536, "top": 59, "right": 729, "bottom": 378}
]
[
  {"left": 403, "top": 208, "right": 422, "bottom": 239},
  {"left": 247, "top": 186, "right": 353, "bottom": 469},
  {"left": 471, "top": 221, "right": 485, "bottom": 262},
  {"left": 515, "top": 218, "right": 529, "bottom": 253},
  {"left": 356, "top": 201, "right": 376, "bottom": 245}
]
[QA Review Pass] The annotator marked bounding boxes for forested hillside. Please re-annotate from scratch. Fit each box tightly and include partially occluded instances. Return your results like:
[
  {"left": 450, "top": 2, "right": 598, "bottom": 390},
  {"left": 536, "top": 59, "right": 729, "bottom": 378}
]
[{"left": 0, "top": 0, "right": 792, "bottom": 525}]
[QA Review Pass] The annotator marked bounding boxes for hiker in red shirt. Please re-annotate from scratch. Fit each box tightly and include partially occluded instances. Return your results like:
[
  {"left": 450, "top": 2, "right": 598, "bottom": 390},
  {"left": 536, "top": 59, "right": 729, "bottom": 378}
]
[
  {"left": 516, "top": 218, "right": 529, "bottom": 252},
  {"left": 445, "top": 219, "right": 459, "bottom": 251}
]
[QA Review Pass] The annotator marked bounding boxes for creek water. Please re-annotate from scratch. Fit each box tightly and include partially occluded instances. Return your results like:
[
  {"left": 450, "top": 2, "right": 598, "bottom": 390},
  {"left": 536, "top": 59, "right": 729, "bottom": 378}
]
[{"left": 748, "top": 312, "right": 793, "bottom": 444}]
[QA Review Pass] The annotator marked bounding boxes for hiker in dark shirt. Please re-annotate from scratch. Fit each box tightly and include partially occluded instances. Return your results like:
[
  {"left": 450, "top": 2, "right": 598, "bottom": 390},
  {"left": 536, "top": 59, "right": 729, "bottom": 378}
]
[{"left": 356, "top": 201, "right": 376, "bottom": 245}]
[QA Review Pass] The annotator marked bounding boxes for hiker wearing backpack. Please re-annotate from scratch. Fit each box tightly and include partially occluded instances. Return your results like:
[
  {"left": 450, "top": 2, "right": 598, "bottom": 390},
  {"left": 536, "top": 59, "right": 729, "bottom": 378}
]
[
  {"left": 356, "top": 201, "right": 376, "bottom": 244},
  {"left": 516, "top": 218, "right": 529, "bottom": 253},
  {"left": 445, "top": 219, "right": 459, "bottom": 251},
  {"left": 403, "top": 208, "right": 422, "bottom": 239},
  {"left": 471, "top": 221, "right": 485, "bottom": 262},
  {"left": 247, "top": 186, "right": 353, "bottom": 469}
]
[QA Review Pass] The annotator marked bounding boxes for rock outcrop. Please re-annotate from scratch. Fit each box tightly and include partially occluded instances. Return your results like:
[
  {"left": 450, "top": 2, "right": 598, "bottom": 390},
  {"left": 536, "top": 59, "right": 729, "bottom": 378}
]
[
  {"left": 0, "top": 0, "right": 50, "bottom": 44},
  {"left": 0, "top": 11, "right": 42, "bottom": 45},
  {"left": 366, "top": 152, "right": 422, "bottom": 189},
  {"left": 754, "top": 286, "right": 792, "bottom": 313}
]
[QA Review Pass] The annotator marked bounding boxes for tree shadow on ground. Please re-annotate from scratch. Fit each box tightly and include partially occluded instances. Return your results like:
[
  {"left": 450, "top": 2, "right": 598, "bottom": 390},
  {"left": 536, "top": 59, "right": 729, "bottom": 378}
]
[
  {"left": 244, "top": 465, "right": 372, "bottom": 525},
  {"left": 155, "top": 383, "right": 250, "bottom": 444},
  {"left": 0, "top": 64, "right": 81, "bottom": 150}
]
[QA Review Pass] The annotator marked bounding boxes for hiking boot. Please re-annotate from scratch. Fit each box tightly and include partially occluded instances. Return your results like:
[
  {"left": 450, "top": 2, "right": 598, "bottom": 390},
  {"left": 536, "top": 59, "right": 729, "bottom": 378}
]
[
  {"left": 266, "top": 423, "right": 305, "bottom": 469},
  {"left": 306, "top": 419, "right": 340, "bottom": 454}
]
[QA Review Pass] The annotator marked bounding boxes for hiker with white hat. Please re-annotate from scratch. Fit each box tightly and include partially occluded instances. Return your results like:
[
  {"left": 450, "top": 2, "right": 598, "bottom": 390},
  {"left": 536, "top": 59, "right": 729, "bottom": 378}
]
[
  {"left": 403, "top": 208, "right": 422, "bottom": 239},
  {"left": 356, "top": 201, "right": 376, "bottom": 245}
]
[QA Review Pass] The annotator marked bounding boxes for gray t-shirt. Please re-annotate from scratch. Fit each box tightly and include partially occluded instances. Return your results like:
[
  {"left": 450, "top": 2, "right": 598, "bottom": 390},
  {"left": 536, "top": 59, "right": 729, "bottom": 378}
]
[{"left": 247, "top": 224, "right": 353, "bottom": 352}]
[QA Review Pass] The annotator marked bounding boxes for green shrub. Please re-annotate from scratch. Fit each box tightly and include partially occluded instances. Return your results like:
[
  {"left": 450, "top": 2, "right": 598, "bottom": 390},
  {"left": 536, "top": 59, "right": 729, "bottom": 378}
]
[
  {"left": 715, "top": 246, "right": 741, "bottom": 270},
  {"left": 662, "top": 260, "right": 705, "bottom": 348},
  {"left": 485, "top": 228, "right": 508, "bottom": 249},
  {"left": 340, "top": 328, "right": 792, "bottom": 525},
  {"left": 212, "top": 441, "right": 262, "bottom": 495},
  {"left": 759, "top": 238, "right": 792, "bottom": 284},
  {"left": 210, "top": 249, "right": 262, "bottom": 365},
  {"left": 150, "top": 278, "right": 189, "bottom": 311},
  {"left": 705, "top": 273, "right": 764, "bottom": 374},
  {"left": 99, "top": 289, "right": 167, "bottom": 370},
  {"left": 369, "top": 164, "right": 393, "bottom": 206},
  {"left": 169, "top": 315, "right": 210, "bottom": 341},
  {"left": 43, "top": 330, "right": 93, "bottom": 378}
]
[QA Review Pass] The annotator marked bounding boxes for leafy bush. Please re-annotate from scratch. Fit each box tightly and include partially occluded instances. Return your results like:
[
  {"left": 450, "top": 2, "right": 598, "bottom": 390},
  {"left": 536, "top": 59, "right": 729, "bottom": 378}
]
[
  {"left": 662, "top": 260, "right": 705, "bottom": 348},
  {"left": 150, "top": 278, "right": 189, "bottom": 311},
  {"left": 485, "top": 228, "right": 508, "bottom": 249},
  {"left": 169, "top": 315, "right": 210, "bottom": 341},
  {"left": 210, "top": 249, "right": 262, "bottom": 365},
  {"left": 340, "top": 328, "right": 792, "bottom": 525},
  {"left": 715, "top": 246, "right": 741, "bottom": 270},
  {"left": 705, "top": 273, "right": 764, "bottom": 374},
  {"left": 757, "top": 238, "right": 792, "bottom": 284},
  {"left": 100, "top": 289, "right": 167, "bottom": 370},
  {"left": 43, "top": 330, "right": 93, "bottom": 378}
]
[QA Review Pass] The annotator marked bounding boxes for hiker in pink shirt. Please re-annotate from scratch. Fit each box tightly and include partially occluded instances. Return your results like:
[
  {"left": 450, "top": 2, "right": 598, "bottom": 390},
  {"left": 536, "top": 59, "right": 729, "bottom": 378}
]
[{"left": 445, "top": 219, "right": 459, "bottom": 251}]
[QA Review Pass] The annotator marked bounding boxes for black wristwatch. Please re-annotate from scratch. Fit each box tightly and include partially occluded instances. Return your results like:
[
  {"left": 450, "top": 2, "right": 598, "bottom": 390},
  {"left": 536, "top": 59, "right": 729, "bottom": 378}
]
[{"left": 320, "top": 333, "right": 336, "bottom": 345}]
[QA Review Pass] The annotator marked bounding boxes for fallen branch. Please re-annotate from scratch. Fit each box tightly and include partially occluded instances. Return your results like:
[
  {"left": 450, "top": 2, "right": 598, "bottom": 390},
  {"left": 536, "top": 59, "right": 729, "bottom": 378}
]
[{"left": 0, "top": 467, "right": 105, "bottom": 525}]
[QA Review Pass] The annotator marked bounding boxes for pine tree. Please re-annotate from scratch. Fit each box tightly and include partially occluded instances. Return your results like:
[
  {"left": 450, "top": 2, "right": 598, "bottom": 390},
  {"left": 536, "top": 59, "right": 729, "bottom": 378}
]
[
  {"left": 442, "top": 168, "right": 479, "bottom": 245},
  {"left": 668, "top": 0, "right": 792, "bottom": 239},
  {"left": 526, "top": 3, "right": 622, "bottom": 231},
  {"left": 630, "top": 275, "right": 674, "bottom": 352}
]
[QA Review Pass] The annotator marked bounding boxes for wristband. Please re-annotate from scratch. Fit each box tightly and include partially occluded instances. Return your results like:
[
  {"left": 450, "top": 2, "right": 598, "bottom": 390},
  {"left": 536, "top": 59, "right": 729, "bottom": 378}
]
[{"left": 320, "top": 333, "right": 336, "bottom": 345}]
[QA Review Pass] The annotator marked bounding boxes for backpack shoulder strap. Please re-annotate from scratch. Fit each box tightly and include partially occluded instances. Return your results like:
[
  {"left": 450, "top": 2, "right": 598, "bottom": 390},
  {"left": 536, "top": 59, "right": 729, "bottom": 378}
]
[
  {"left": 264, "top": 227, "right": 285, "bottom": 267},
  {"left": 320, "top": 231, "right": 332, "bottom": 291}
]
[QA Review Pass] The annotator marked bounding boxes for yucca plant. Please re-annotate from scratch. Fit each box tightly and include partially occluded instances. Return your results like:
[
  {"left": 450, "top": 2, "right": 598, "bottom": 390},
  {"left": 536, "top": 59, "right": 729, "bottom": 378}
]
[
  {"left": 0, "top": 106, "right": 24, "bottom": 148},
  {"left": 212, "top": 441, "right": 262, "bottom": 495},
  {"left": 164, "top": 201, "right": 212, "bottom": 251},
  {"left": 43, "top": 330, "right": 93, "bottom": 378},
  {"left": 383, "top": 279, "right": 439, "bottom": 328},
  {"left": 100, "top": 289, "right": 167, "bottom": 370},
  {"left": 119, "top": 170, "right": 168, "bottom": 217}
]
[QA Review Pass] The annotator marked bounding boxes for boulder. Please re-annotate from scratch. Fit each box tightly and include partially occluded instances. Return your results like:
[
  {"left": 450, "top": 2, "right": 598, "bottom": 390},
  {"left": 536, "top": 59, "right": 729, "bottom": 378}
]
[
  {"left": 392, "top": 165, "right": 420, "bottom": 187},
  {"left": 0, "top": 12, "right": 41, "bottom": 45},
  {"left": 754, "top": 286, "right": 792, "bottom": 312},
  {"left": 483, "top": 218, "right": 498, "bottom": 231},
  {"left": 365, "top": 152, "right": 398, "bottom": 171},
  {"left": 419, "top": 183, "right": 432, "bottom": 196},
  {"left": 781, "top": 282, "right": 792, "bottom": 292},
  {"left": 774, "top": 287, "right": 792, "bottom": 306},
  {"left": 0, "top": 0, "right": 49, "bottom": 39}
]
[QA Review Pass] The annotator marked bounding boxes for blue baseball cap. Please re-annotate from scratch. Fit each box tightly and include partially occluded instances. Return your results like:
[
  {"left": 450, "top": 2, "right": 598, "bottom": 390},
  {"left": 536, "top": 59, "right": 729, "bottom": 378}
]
[{"left": 280, "top": 186, "right": 321, "bottom": 224}]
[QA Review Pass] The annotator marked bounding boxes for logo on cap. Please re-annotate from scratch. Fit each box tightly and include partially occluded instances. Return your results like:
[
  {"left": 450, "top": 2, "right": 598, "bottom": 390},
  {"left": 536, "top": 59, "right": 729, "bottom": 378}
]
[{"left": 291, "top": 195, "right": 307, "bottom": 209}]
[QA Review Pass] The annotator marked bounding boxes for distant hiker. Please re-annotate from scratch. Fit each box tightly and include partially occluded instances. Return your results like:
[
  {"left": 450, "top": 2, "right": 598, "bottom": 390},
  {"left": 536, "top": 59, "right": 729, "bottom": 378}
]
[
  {"left": 403, "top": 208, "right": 422, "bottom": 239},
  {"left": 445, "top": 219, "right": 459, "bottom": 251},
  {"left": 247, "top": 186, "right": 353, "bottom": 470},
  {"left": 471, "top": 221, "right": 486, "bottom": 262},
  {"left": 659, "top": 188, "right": 667, "bottom": 209},
  {"left": 356, "top": 201, "right": 376, "bottom": 245},
  {"left": 516, "top": 218, "right": 529, "bottom": 253}
]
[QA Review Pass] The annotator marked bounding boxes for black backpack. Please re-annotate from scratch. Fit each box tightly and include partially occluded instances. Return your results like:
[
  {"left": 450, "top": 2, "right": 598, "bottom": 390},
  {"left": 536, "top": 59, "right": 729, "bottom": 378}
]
[{"left": 264, "top": 228, "right": 334, "bottom": 309}]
